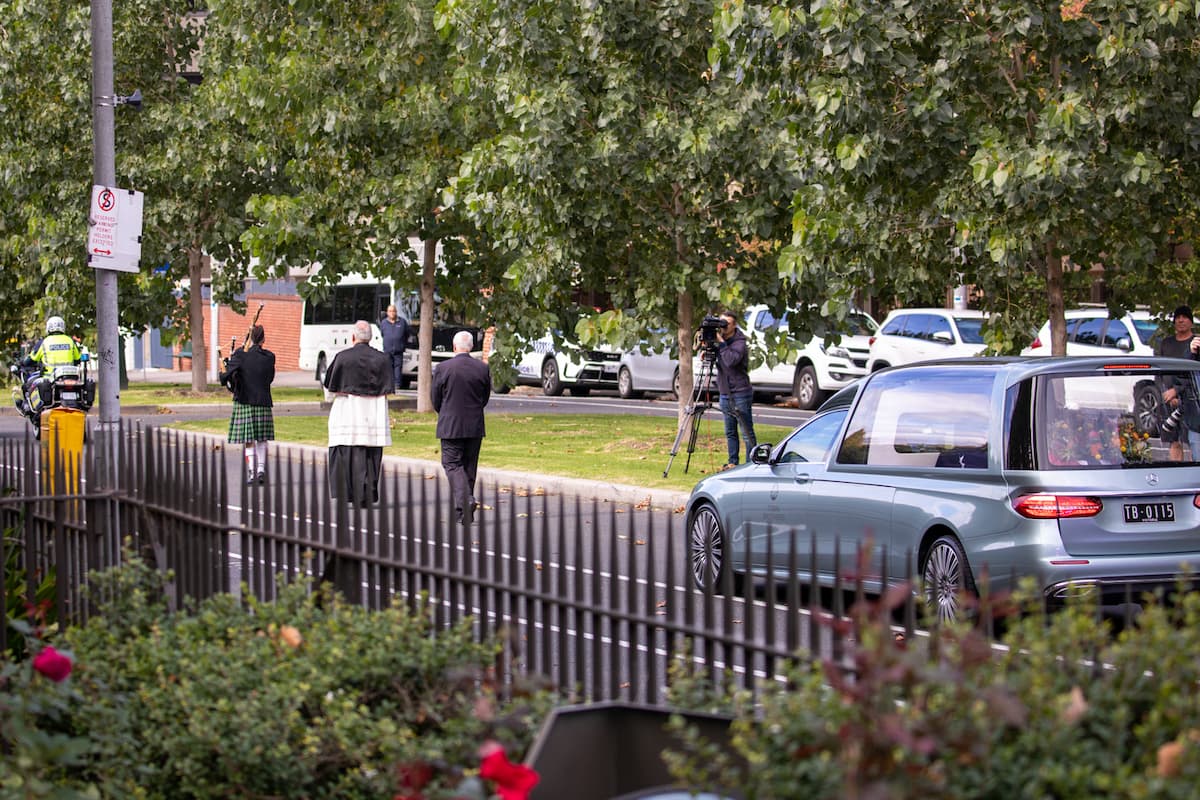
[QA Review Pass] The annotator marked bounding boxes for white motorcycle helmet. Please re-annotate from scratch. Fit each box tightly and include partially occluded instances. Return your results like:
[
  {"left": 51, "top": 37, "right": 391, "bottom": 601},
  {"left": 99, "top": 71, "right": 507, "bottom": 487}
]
[{"left": 46, "top": 316, "right": 66, "bottom": 334}]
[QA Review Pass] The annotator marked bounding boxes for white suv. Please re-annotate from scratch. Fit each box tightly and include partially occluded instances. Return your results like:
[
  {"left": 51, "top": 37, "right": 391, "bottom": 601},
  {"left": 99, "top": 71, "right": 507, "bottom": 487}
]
[
  {"left": 1021, "top": 309, "right": 1159, "bottom": 357},
  {"left": 866, "top": 308, "right": 988, "bottom": 372},
  {"left": 743, "top": 305, "right": 879, "bottom": 410},
  {"left": 513, "top": 334, "right": 622, "bottom": 396},
  {"left": 1021, "top": 309, "right": 1166, "bottom": 434}
]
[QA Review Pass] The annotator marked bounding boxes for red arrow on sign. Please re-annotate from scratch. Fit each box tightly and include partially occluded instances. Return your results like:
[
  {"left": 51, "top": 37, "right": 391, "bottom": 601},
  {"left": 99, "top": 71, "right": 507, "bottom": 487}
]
[{"left": 93, "top": 248, "right": 112, "bottom": 255}]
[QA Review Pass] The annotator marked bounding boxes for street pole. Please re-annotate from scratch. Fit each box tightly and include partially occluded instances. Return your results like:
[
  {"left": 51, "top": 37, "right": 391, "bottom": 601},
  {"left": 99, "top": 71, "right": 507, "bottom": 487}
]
[{"left": 91, "top": 0, "right": 121, "bottom": 483}]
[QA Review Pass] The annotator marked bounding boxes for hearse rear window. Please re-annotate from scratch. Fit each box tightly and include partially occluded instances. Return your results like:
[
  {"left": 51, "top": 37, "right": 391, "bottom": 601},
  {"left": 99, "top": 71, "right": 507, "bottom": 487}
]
[
  {"left": 1036, "top": 370, "right": 1198, "bottom": 468},
  {"left": 837, "top": 367, "right": 994, "bottom": 468}
]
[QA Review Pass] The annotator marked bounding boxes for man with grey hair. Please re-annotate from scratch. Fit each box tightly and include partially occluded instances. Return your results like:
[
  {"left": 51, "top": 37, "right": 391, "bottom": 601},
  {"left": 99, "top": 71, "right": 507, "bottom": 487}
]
[
  {"left": 322, "top": 320, "right": 394, "bottom": 504},
  {"left": 432, "top": 329, "right": 491, "bottom": 524}
]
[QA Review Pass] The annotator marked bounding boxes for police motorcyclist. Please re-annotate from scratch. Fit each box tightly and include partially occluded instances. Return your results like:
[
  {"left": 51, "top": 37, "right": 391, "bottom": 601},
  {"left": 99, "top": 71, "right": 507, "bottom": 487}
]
[
  {"left": 19, "top": 316, "right": 84, "bottom": 416},
  {"left": 27, "top": 316, "right": 82, "bottom": 369}
]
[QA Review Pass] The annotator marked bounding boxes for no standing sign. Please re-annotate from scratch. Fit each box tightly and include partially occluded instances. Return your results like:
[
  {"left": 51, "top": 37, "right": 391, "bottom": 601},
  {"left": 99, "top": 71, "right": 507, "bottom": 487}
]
[{"left": 87, "top": 185, "right": 143, "bottom": 273}]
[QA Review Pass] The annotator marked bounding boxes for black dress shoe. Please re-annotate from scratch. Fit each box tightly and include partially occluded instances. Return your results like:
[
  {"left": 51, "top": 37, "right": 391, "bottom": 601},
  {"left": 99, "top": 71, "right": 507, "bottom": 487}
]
[{"left": 256, "top": 472, "right": 266, "bottom": 485}]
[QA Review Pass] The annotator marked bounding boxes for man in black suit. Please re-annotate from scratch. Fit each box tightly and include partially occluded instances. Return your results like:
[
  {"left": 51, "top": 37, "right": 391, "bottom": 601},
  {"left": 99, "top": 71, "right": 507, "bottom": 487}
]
[
  {"left": 221, "top": 324, "right": 276, "bottom": 485},
  {"left": 432, "top": 330, "right": 492, "bottom": 524}
]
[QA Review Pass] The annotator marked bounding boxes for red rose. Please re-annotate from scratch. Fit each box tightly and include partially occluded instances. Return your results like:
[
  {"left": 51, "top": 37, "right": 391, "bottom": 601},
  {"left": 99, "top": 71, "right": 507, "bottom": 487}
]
[
  {"left": 32, "top": 646, "right": 72, "bottom": 682},
  {"left": 479, "top": 744, "right": 538, "bottom": 800},
  {"left": 393, "top": 759, "right": 434, "bottom": 800}
]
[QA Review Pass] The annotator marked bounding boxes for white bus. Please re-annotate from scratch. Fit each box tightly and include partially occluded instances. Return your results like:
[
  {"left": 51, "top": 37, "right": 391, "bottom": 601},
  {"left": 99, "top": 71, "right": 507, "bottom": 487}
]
[{"left": 297, "top": 273, "right": 482, "bottom": 386}]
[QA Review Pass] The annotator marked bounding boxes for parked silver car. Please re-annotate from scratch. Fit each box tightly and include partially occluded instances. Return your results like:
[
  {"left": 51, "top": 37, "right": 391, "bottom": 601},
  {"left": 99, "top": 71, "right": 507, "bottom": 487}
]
[{"left": 686, "top": 356, "right": 1200, "bottom": 621}]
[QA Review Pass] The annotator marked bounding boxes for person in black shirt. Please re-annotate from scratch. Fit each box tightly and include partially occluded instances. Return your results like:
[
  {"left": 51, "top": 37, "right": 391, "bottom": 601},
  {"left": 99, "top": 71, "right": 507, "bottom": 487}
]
[{"left": 1156, "top": 305, "right": 1200, "bottom": 461}]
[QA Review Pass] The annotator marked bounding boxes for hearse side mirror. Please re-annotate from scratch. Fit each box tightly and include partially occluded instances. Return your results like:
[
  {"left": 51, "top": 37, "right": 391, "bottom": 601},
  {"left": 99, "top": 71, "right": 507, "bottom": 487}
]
[{"left": 751, "top": 443, "right": 773, "bottom": 464}]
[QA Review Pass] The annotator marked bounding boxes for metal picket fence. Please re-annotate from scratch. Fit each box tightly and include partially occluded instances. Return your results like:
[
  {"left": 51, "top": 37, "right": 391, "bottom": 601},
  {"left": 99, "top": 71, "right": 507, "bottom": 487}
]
[{"left": 0, "top": 421, "right": 911, "bottom": 705}]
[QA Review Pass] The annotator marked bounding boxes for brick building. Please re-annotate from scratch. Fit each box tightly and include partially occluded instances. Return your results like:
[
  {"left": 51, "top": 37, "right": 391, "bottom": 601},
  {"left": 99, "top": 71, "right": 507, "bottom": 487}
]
[{"left": 144, "top": 276, "right": 307, "bottom": 377}]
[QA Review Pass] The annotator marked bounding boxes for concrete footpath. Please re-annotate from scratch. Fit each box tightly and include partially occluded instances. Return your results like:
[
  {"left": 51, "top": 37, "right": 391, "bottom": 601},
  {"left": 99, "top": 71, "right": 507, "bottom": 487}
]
[{"left": 109, "top": 368, "right": 693, "bottom": 509}]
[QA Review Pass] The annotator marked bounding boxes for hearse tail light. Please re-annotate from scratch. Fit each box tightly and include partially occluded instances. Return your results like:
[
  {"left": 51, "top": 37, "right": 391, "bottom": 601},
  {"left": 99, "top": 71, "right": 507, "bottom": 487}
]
[
  {"left": 1013, "top": 493, "right": 1102, "bottom": 519},
  {"left": 1193, "top": 495, "right": 1200, "bottom": 510},
  {"left": 1102, "top": 364, "right": 1151, "bottom": 370}
]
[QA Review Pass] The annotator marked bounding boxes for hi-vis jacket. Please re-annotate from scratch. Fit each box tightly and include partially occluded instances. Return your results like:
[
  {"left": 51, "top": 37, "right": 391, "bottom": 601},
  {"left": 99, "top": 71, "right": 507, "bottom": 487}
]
[{"left": 30, "top": 333, "right": 82, "bottom": 368}]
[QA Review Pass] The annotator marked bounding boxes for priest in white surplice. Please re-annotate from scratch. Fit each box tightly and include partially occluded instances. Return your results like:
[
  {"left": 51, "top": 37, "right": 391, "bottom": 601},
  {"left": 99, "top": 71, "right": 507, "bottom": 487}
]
[{"left": 323, "top": 320, "right": 394, "bottom": 504}]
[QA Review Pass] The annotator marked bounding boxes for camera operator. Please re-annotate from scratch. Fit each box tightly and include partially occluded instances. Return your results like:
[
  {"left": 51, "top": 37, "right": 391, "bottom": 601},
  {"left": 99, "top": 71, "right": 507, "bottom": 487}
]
[
  {"left": 710, "top": 310, "right": 757, "bottom": 469},
  {"left": 1156, "top": 305, "right": 1200, "bottom": 461}
]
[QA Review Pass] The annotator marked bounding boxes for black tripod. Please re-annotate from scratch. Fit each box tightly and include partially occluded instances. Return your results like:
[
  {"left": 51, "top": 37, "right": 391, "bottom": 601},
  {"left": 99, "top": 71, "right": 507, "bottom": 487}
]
[{"left": 663, "top": 348, "right": 719, "bottom": 478}]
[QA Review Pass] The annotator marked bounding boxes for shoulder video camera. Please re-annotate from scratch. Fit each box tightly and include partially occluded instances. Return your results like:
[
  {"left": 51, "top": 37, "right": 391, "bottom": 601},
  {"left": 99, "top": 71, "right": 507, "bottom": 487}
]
[{"left": 699, "top": 315, "right": 726, "bottom": 346}]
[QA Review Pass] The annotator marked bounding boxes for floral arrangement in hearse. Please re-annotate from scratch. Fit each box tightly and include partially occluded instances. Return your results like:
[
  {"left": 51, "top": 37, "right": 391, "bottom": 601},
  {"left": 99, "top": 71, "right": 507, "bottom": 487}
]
[
  {"left": 1116, "top": 416, "right": 1153, "bottom": 463},
  {"left": 1047, "top": 414, "right": 1152, "bottom": 466}
]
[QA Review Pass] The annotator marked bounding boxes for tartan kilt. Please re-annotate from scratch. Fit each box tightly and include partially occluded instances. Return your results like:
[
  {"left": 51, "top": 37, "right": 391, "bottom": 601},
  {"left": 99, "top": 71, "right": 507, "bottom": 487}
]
[{"left": 227, "top": 402, "right": 275, "bottom": 443}]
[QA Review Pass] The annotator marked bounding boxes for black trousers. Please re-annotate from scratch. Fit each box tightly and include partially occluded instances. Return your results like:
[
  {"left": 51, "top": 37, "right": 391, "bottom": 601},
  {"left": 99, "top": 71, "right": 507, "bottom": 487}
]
[{"left": 440, "top": 437, "right": 482, "bottom": 516}]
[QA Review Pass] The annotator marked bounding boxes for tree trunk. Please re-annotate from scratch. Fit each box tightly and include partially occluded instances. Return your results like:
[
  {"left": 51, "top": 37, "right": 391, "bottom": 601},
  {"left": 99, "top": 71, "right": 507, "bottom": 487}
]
[
  {"left": 672, "top": 183, "right": 694, "bottom": 426},
  {"left": 1045, "top": 240, "right": 1066, "bottom": 356},
  {"left": 188, "top": 246, "right": 209, "bottom": 392},
  {"left": 676, "top": 290, "right": 695, "bottom": 426},
  {"left": 416, "top": 237, "right": 437, "bottom": 413}
]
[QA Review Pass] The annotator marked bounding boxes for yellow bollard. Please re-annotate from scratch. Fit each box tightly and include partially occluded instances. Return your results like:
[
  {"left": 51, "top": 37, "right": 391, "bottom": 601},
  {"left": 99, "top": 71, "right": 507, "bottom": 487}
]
[{"left": 41, "top": 407, "right": 86, "bottom": 495}]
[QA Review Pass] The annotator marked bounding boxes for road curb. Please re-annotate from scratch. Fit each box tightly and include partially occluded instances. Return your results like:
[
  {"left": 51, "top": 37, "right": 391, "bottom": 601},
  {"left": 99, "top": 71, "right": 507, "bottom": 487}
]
[
  {"left": 181, "top": 431, "right": 692, "bottom": 512},
  {"left": 0, "top": 398, "right": 416, "bottom": 418}
]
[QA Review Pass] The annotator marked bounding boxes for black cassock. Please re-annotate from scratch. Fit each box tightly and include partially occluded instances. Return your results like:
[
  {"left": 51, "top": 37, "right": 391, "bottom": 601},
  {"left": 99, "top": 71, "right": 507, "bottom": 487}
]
[{"left": 323, "top": 343, "right": 394, "bottom": 505}]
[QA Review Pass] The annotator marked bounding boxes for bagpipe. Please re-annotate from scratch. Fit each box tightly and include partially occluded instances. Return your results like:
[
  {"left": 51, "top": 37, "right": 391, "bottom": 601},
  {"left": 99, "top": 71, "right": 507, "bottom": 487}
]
[{"left": 218, "top": 302, "right": 264, "bottom": 394}]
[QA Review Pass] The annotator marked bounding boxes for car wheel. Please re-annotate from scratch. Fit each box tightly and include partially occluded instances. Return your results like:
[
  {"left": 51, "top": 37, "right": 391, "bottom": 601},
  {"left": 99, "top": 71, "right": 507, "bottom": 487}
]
[
  {"left": 315, "top": 353, "right": 327, "bottom": 384},
  {"left": 1134, "top": 382, "right": 1161, "bottom": 435},
  {"left": 568, "top": 386, "right": 591, "bottom": 397},
  {"left": 618, "top": 367, "right": 643, "bottom": 399},
  {"left": 541, "top": 359, "right": 564, "bottom": 396},
  {"left": 689, "top": 504, "right": 743, "bottom": 594},
  {"left": 672, "top": 368, "right": 681, "bottom": 400},
  {"left": 921, "top": 534, "right": 976, "bottom": 624},
  {"left": 793, "top": 365, "right": 827, "bottom": 410}
]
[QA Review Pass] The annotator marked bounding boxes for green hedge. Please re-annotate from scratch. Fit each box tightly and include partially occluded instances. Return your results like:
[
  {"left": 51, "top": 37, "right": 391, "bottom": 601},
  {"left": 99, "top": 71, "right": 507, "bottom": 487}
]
[
  {"left": 13, "top": 556, "right": 1200, "bottom": 800},
  {"left": 665, "top": 583, "right": 1200, "bottom": 799},
  {"left": 1, "top": 556, "right": 553, "bottom": 799}
]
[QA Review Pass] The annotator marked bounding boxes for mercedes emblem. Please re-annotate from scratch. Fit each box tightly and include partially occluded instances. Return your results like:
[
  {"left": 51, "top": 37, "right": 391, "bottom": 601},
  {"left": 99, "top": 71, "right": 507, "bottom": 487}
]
[{"left": 1146, "top": 472, "right": 1160, "bottom": 486}]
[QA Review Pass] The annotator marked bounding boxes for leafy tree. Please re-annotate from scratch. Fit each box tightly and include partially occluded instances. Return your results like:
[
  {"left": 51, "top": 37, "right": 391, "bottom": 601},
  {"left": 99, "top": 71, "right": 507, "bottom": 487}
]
[
  {"left": 0, "top": 2, "right": 270, "bottom": 392},
  {"left": 439, "top": 0, "right": 799, "bottom": 414},
  {"left": 205, "top": 0, "right": 508, "bottom": 411},
  {"left": 714, "top": 0, "right": 1200, "bottom": 354}
]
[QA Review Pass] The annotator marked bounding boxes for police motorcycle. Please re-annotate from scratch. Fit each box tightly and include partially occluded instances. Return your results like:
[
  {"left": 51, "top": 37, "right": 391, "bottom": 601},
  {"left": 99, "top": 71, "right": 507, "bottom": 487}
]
[{"left": 9, "top": 343, "right": 96, "bottom": 439}]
